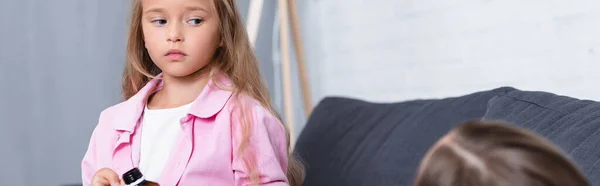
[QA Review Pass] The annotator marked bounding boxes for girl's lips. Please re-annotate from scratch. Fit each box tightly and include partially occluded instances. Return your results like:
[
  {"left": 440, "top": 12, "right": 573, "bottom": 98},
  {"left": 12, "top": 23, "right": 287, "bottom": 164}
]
[{"left": 165, "top": 49, "right": 186, "bottom": 61}]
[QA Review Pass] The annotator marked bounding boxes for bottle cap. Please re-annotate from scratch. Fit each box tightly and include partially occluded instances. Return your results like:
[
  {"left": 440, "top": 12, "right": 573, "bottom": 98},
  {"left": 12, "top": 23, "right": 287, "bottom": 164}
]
[{"left": 122, "top": 168, "right": 144, "bottom": 185}]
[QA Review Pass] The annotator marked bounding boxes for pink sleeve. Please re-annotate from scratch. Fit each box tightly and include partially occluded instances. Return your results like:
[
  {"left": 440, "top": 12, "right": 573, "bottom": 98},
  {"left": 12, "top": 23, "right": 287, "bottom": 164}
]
[
  {"left": 81, "top": 115, "right": 103, "bottom": 186},
  {"left": 232, "top": 105, "right": 289, "bottom": 186}
]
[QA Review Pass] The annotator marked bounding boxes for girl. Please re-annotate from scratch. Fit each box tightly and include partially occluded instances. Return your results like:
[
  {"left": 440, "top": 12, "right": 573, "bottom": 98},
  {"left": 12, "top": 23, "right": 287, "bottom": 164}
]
[
  {"left": 414, "top": 120, "right": 590, "bottom": 186},
  {"left": 81, "top": 0, "right": 304, "bottom": 185}
]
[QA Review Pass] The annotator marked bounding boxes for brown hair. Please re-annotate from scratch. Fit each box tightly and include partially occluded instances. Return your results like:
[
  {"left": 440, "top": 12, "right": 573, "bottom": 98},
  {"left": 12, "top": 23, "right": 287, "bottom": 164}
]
[
  {"left": 122, "top": 0, "right": 305, "bottom": 185},
  {"left": 414, "top": 120, "right": 590, "bottom": 186}
]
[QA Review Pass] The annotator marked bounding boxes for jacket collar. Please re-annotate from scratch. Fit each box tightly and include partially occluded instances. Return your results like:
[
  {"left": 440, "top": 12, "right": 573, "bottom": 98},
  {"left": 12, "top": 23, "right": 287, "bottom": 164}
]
[{"left": 112, "top": 73, "right": 234, "bottom": 132}]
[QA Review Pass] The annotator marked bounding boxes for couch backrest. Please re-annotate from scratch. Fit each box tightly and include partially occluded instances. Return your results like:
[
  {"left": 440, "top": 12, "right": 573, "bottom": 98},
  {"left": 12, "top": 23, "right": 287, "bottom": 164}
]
[
  {"left": 484, "top": 89, "right": 600, "bottom": 184},
  {"left": 294, "top": 87, "right": 516, "bottom": 186}
]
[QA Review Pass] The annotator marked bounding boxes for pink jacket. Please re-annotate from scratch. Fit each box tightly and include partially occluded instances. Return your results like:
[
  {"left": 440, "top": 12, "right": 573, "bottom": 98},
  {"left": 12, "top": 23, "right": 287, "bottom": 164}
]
[{"left": 81, "top": 74, "right": 289, "bottom": 186}]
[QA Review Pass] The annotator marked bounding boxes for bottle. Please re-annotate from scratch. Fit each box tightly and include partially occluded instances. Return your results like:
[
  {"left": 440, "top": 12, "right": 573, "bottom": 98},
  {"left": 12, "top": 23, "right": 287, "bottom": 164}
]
[{"left": 122, "top": 168, "right": 160, "bottom": 186}]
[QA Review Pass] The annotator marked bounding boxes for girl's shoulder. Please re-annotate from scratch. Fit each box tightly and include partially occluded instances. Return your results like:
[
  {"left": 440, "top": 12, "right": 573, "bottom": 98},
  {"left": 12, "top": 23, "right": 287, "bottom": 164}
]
[
  {"left": 95, "top": 99, "right": 145, "bottom": 133},
  {"left": 224, "top": 93, "right": 285, "bottom": 134},
  {"left": 223, "top": 93, "right": 275, "bottom": 118}
]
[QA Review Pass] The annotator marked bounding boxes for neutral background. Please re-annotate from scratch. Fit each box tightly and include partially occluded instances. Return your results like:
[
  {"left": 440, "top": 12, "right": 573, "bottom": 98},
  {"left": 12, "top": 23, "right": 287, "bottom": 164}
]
[
  {"left": 2, "top": 0, "right": 600, "bottom": 185},
  {"left": 1, "top": 1, "right": 128, "bottom": 185},
  {"left": 301, "top": 0, "right": 600, "bottom": 103}
]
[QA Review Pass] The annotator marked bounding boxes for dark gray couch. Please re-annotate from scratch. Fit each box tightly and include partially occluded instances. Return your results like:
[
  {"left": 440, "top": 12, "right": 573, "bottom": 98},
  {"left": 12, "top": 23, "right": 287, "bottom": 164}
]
[{"left": 294, "top": 87, "right": 600, "bottom": 186}]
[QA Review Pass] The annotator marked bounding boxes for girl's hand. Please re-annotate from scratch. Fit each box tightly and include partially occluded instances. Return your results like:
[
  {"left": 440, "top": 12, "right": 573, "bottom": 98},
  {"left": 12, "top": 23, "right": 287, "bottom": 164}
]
[{"left": 91, "top": 168, "right": 124, "bottom": 186}]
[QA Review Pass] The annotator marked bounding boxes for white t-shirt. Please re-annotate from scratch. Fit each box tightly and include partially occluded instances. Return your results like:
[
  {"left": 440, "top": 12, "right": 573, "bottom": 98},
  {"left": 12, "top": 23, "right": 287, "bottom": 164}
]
[{"left": 138, "top": 102, "right": 193, "bottom": 182}]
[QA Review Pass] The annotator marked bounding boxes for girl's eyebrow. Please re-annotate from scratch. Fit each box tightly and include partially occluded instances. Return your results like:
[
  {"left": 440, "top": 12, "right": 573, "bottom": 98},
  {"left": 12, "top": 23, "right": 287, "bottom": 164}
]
[
  {"left": 144, "top": 7, "right": 165, "bottom": 14},
  {"left": 185, "top": 6, "right": 209, "bottom": 13},
  {"left": 143, "top": 6, "right": 209, "bottom": 14}
]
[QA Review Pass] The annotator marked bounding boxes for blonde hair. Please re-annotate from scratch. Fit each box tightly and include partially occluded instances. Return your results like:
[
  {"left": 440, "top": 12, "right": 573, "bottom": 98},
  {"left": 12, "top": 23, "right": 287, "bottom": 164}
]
[{"left": 122, "top": 0, "right": 305, "bottom": 185}]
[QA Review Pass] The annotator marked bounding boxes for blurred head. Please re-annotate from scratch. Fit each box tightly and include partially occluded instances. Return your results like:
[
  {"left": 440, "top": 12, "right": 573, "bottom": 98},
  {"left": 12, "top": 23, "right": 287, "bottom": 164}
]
[
  {"left": 123, "top": 0, "right": 305, "bottom": 185},
  {"left": 414, "top": 120, "right": 590, "bottom": 186}
]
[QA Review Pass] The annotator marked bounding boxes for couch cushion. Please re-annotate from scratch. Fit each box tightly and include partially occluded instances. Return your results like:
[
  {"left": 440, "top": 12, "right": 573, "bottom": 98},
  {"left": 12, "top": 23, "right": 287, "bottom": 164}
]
[
  {"left": 483, "top": 89, "right": 600, "bottom": 184},
  {"left": 295, "top": 87, "right": 516, "bottom": 186}
]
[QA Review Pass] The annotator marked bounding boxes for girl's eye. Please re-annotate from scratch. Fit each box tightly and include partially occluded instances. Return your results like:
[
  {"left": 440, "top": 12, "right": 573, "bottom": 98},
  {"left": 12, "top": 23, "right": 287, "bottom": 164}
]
[
  {"left": 188, "top": 18, "right": 203, "bottom": 25},
  {"left": 151, "top": 19, "right": 167, "bottom": 26}
]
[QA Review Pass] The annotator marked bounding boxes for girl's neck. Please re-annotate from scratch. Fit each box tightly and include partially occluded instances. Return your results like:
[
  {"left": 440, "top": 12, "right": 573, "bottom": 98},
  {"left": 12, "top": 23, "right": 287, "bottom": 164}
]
[{"left": 147, "top": 68, "right": 211, "bottom": 109}]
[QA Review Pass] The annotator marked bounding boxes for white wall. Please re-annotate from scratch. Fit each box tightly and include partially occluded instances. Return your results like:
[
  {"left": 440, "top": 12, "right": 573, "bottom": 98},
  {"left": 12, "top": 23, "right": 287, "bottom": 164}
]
[{"left": 299, "top": 0, "right": 600, "bottom": 103}]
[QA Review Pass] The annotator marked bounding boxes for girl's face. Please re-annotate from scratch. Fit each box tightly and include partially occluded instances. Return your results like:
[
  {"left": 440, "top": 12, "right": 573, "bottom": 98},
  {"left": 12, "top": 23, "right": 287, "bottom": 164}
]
[{"left": 141, "top": 0, "right": 221, "bottom": 78}]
